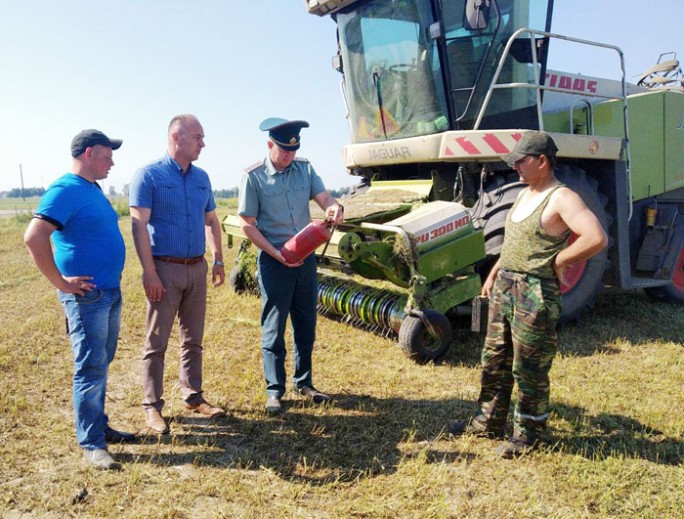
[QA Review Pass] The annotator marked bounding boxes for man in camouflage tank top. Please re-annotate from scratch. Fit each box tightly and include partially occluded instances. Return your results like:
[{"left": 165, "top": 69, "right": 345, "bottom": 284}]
[{"left": 448, "top": 132, "right": 608, "bottom": 458}]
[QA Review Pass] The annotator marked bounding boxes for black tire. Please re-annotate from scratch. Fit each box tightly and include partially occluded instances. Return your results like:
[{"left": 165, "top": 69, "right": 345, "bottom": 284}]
[
  {"left": 644, "top": 234, "right": 684, "bottom": 303},
  {"left": 472, "top": 174, "right": 525, "bottom": 266},
  {"left": 554, "top": 165, "right": 612, "bottom": 322},
  {"left": 398, "top": 309, "right": 453, "bottom": 363}
]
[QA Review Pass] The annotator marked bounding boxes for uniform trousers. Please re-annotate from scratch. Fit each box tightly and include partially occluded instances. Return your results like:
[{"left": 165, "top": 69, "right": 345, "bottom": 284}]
[
  {"left": 141, "top": 259, "right": 208, "bottom": 411},
  {"left": 258, "top": 252, "right": 317, "bottom": 397},
  {"left": 477, "top": 269, "right": 561, "bottom": 441}
]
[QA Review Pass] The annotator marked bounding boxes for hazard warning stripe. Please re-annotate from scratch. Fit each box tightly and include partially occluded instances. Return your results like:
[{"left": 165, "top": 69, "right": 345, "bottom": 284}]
[
  {"left": 442, "top": 132, "right": 523, "bottom": 157},
  {"left": 341, "top": 130, "right": 624, "bottom": 169},
  {"left": 455, "top": 137, "right": 480, "bottom": 155},
  {"left": 483, "top": 133, "right": 517, "bottom": 153}
]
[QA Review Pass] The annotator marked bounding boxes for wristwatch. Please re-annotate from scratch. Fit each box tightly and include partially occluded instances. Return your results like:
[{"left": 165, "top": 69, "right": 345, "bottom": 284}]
[{"left": 213, "top": 260, "right": 225, "bottom": 267}]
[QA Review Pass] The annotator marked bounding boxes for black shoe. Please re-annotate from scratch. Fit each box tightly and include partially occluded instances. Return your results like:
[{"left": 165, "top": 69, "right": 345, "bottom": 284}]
[
  {"left": 447, "top": 418, "right": 504, "bottom": 439},
  {"left": 297, "top": 386, "right": 331, "bottom": 404},
  {"left": 495, "top": 437, "right": 536, "bottom": 459},
  {"left": 265, "top": 396, "right": 283, "bottom": 415},
  {"left": 105, "top": 427, "right": 138, "bottom": 444}
]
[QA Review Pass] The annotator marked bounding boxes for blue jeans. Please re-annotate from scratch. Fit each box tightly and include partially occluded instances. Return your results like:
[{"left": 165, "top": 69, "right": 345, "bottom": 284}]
[
  {"left": 58, "top": 288, "right": 122, "bottom": 450},
  {"left": 258, "top": 252, "right": 317, "bottom": 397}
]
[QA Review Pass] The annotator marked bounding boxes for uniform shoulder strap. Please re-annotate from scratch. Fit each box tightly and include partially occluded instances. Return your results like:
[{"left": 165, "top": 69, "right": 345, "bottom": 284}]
[{"left": 244, "top": 160, "right": 264, "bottom": 174}]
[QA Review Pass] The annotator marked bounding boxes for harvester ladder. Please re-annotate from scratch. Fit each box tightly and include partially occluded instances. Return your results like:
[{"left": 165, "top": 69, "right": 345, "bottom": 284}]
[{"left": 474, "top": 28, "right": 634, "bottom": 219}]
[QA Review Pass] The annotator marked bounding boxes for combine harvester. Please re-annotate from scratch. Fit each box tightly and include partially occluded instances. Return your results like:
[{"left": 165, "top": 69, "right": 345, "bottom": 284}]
[{"left": 223, "top": 0, "right": 684, "bottom": 362}]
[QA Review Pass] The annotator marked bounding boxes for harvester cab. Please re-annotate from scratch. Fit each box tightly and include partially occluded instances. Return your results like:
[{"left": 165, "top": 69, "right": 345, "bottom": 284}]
[{"left": 329, "top": 0, "right": 553, "bottom": 141}]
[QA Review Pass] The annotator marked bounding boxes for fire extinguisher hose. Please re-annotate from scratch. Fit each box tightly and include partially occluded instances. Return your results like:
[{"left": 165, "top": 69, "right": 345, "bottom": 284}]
[{"left": 317, "top": 223, "right": 337, "bottom": 263}]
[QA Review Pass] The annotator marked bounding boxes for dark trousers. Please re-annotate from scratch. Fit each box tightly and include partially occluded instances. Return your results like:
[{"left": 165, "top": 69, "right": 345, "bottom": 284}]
[{"left": 258, "top": 252, "right": 317, "bottom": 397}]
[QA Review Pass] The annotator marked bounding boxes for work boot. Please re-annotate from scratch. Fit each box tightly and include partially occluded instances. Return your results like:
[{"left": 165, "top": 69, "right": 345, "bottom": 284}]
[
  {"left": 145, "top": 409, "right": 169, "bottom": 434},
  {"left": 447, "top": 417, "right": 504, "bottom": 439},
  {"left": 83, "top": 448, "right": 121, "bottom": 471},
  {"left": 495, "top": 436, "right": 536, "bottom": 459},
  {"left": 183, "top": 398, "right": 226, "bottom": 418},
  {"left": 297, "top": 386, "right": 332, "bottom": 403},
  {"left": 104, "top": 427, "right": 138, "bottom": 444},
  {"left": 265, "top": 396, "right": 283, "bottom": 415}
]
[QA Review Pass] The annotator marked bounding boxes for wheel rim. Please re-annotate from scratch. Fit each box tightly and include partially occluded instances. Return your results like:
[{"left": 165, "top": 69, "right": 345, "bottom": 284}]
[
  {"left": 672, "top": 246, "right": 684, "bottom": 293},
  {"left": 559, "top": 233, "right": 587, "bottom": 295},
  {"left": 420, "top": 325, "right": 444, "bottom": 355}
]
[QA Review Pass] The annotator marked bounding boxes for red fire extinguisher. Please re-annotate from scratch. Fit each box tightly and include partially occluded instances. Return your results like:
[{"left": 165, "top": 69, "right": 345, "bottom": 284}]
[{"left": 280, "top": 220, "right": 332, "bottom": 263}]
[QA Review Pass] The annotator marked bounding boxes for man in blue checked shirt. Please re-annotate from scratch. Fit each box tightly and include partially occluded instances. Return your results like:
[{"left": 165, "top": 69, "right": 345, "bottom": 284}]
[{"left": 129, "top": 114, "right": 226, "bottom": 434}]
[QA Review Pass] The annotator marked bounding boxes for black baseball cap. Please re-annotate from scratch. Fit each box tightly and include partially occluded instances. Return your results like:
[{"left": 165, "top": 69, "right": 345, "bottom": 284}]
[
  {"left": 71, "top": 129, "right": 123, "bottom": 158},
  {"left": 504, "top": 131, "right": 558, "bottom": 166}
]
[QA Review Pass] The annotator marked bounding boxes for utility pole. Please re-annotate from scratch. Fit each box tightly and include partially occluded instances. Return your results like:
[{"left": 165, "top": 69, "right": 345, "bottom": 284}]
[{"left": 19, "top": 164, "right": 26, "bottom": 201}]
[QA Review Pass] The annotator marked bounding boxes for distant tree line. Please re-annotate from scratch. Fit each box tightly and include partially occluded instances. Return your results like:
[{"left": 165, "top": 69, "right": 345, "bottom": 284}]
[
  {"left": 213, "top": 187, "right": 240, "bottom": 199},
  {"left": 1, "top": 187, "right": 46, "bottom": 198},
  {"left": 329, "top": 186, "right": 350, "bottom": 198}
]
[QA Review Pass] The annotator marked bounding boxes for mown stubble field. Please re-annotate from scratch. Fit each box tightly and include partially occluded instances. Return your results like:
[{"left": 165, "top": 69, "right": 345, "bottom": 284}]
[{"left": 0, "top": 209, "right": 682, "bottom": 518}]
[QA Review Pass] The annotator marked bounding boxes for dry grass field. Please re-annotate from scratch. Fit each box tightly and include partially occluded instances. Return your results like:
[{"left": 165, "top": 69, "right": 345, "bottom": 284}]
[{"left": 1, "top": 207, "right": 683, "bottom": 518}]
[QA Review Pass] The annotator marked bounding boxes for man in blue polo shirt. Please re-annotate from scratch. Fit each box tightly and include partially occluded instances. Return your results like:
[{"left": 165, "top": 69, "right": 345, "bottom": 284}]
[
  {"left": 130, "top": 114, "right": 225, "bottom": 434},
  {"left": 24, "top": 129, "right": 134, "bottom": 471},
  {"left": 238, "top": 117, "right": 344, "bottom": 415}
]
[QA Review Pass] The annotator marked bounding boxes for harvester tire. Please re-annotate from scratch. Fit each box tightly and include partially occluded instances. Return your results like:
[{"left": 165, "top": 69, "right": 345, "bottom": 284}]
[
  {"left": 398, "top": 309, "right": 452, "bottom": 363},
  {"left": 554, "top": 165, "right": 612, "bottom": 322},
  {"left": 644, "top": 237, "right": 684, "bottom": 303},
  {"left": 472, "top": 173, "right": 525, "bottom": 271}
]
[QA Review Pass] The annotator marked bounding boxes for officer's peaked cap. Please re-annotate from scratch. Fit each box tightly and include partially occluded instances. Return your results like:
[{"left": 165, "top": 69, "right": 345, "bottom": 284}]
[{"left": 259, "top": 117, "right": 309, "bottom": 151}]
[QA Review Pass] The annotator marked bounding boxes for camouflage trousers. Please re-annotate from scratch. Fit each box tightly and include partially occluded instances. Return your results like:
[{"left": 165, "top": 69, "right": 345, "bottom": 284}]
[{"left": 476, "top": 269, "right": 561, "bottom": 441}]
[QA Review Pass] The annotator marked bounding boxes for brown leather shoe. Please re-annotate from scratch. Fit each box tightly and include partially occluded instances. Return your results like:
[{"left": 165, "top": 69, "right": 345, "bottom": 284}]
[
  {"left": 145, "top": 409, "right": 169, "bottom": 434},
  {"left": 184, "top": 398, "right": 226, "bottom": 418}
]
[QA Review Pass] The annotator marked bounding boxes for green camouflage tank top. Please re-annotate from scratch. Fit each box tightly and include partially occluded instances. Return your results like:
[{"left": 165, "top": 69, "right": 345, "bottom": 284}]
[{"left": 499, "top": 185, "right": 570, "bottom": 279}]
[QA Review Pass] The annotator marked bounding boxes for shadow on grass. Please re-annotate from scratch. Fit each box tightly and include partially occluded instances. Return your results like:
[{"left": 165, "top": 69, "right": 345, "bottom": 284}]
[
  {"left": 115, "top": 394, "right": 477, "bottom": 485},
  {"left": 441, "top": 288, "right": 684, "bottom": 365},
  {"left": 549, "top": 402, "right": 683, "bottom": 465},
  {"left": 557, "top": 289, "right": 684, "bottom": 357}
]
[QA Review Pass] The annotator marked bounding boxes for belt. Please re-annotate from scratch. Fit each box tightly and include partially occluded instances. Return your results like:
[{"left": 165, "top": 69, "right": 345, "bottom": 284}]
[{"left": 153, "top": 255, "right": 204, "bottom": 265}]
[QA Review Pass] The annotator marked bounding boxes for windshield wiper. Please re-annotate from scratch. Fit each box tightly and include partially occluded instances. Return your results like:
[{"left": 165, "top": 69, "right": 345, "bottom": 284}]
[{"left": 372, "top": 67, "right": 389, "bottom": 139}]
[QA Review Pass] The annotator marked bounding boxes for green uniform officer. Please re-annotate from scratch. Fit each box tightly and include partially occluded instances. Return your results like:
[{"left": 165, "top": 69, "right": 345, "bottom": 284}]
[{"left": 237, "top": 118, "right": 344, "bottom": 414}]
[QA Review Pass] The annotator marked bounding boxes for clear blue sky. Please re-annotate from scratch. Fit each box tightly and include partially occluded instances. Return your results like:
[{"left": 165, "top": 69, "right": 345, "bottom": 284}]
[{"left": 0, "top": 1, "right": 681, "bottom": 193}]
